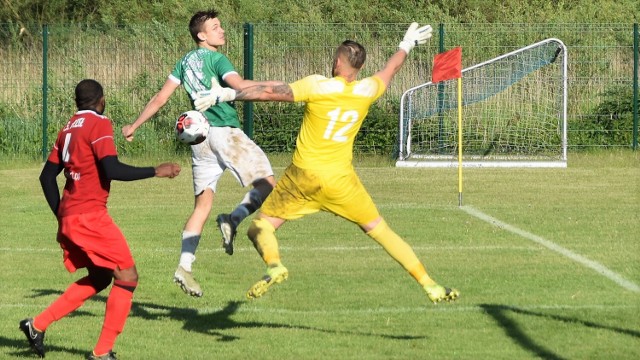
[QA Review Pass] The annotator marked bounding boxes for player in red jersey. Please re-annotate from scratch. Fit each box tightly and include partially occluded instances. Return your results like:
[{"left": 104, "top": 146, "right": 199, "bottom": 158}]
[{"left": 19, "top": 79, "right": 181, "bottom": 360}]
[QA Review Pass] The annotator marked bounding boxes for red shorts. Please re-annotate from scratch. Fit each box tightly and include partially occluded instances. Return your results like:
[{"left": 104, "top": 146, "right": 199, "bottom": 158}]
[{"left": 57, "top": 209, "right": 134, "bottom": 272}]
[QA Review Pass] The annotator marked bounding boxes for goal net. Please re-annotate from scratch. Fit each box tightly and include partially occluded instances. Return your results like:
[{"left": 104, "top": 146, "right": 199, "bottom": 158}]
[{"left": 396, "top": 38, "right": 567, "bottom": 168}]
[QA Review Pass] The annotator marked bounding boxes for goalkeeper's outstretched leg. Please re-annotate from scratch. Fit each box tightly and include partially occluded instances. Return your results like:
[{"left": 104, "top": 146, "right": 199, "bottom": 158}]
[{"left": 365, "top": 218, "right": 460, "bottom": 305}]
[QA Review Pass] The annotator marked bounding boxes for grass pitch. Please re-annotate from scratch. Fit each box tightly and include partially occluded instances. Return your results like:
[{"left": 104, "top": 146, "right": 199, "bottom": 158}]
[{"left": 0, "top": 150, "right": 638, "bottom": 359}]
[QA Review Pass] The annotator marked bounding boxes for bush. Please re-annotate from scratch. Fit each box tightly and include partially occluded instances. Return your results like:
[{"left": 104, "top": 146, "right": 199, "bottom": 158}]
[
  {"left": 356, "top": 100, "right": 400, "bottom": 156},
  {"left": 591, "top": 85, "right": 637, "bottom": 147}
]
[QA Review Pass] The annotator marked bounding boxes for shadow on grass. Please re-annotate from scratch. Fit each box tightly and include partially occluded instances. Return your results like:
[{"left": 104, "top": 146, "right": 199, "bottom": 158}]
[
  {"left": 6, "top": 288, "right": 425, "bottom": 357},
  {"left": 480, "top": 304, "right": 640, "bottom": 360},
  {"left": 0, "top": 334, "right": 87, "bottom": 359},
  {"left": 131, "top": 299, "right": 424, "bottom": 342}
]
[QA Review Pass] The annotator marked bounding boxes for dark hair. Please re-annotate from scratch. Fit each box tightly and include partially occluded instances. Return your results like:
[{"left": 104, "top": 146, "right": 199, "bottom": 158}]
[
  {"left": 335, "top": 40, "right": 366, "bottom": 69},
  {"left": 189, "top": 9, "right": 219, "bottom": 43},
  {"left": 75, "top": 79, "right": 103, "bottom": 110}
]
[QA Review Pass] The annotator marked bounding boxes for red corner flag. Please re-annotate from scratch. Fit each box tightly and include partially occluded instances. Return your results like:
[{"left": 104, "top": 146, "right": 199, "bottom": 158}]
[{"left": 432, "top": 47, "right": 462, "bottom": 83}]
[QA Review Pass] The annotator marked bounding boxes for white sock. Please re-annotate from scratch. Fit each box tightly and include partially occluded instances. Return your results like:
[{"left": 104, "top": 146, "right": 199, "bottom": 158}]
[
  {"left": 179, "top": 231, "right": 200, "bottom": 272},
  {"left": 179, "top": 253, "right": 196, "bottom": 272}
]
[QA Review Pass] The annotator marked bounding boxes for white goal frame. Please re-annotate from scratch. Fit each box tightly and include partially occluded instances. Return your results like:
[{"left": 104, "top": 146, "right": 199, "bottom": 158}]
[{"left": 396, "top": 38, "right": 568, "bottom": 168}]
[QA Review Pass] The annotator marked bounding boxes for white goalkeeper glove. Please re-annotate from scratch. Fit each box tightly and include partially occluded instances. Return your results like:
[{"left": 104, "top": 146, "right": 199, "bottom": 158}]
[
  {"left": 398, "top": 22, "right": 433, "bottom": 54},
  {"left": 193, "top": 88, "right": 237, "bottom": 112}
]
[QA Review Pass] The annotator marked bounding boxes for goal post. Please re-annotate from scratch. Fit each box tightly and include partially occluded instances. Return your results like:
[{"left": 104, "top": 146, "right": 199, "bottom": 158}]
[{"left": 396, "top": 38, "right": 568, "bottom": 168}]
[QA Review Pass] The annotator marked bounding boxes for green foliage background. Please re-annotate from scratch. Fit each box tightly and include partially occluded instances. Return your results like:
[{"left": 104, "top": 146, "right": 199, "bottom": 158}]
[
  {"left": 2, "top": 0, "right": 638, "bottom": 25},
  {"left": 0, "top": 1, "right": 638, "bottom": 159}
]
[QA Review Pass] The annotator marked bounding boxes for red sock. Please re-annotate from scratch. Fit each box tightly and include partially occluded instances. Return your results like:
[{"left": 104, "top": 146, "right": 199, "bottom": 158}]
[
  {"left": 34, "top": 277, "right": 99, "bottom": 331},
  {"left": 93, "top": 280, "right": 137, "bottom": 355}
]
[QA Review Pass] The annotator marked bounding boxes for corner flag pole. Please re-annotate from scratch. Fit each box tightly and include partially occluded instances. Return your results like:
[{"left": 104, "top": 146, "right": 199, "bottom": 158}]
[
  {"left": 431, "top": 47, "right": 463, "bottom": 205},
  {"left": 457, "top": 77, "right": 463, "bottom": 207}
]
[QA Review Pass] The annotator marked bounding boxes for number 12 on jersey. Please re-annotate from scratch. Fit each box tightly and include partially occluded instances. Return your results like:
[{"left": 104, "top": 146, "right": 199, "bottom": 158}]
[{"left": 324, "top": 108, "right": 359, "bottom": 142}]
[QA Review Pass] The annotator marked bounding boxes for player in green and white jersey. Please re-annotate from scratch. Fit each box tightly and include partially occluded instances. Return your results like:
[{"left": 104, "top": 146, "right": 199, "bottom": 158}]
[{"left": 122, "top": 9, "right": 284, "bottom": 297}]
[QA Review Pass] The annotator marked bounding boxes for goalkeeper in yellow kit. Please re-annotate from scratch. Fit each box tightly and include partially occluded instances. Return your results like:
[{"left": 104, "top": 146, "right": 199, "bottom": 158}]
[{"left": 194, "top": 23, "right": 459, "bottom": 304}]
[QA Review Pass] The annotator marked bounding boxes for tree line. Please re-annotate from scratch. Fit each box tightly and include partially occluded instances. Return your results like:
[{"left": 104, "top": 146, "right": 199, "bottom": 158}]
[{"left": 1, "top": 0, "right": 637, "bottom": 30}]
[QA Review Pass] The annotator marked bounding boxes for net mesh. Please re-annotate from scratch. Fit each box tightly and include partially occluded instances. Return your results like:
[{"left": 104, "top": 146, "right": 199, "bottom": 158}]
[{"left": 399, "top": 39, "right": 566, "bottom": 165}]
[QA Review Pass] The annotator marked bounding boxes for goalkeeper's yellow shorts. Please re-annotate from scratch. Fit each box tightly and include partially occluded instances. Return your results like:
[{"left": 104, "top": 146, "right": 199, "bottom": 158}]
[{"left": 260, "top": 164, "right": 380, "bottom": 225}]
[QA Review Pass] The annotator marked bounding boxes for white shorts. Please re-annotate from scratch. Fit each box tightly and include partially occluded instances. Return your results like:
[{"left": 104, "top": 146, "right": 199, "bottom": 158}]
[{"left": 191, "top": 126, "right": 273, "bottom": 195}]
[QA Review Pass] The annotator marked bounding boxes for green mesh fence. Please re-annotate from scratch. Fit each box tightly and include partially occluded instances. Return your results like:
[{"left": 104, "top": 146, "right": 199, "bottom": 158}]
[{"left": 0, "top": 22, "right": 636, "bottom": 160}]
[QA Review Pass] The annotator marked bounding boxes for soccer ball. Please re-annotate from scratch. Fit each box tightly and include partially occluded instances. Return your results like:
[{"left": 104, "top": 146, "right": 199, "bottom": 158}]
[{"left": 175, "top": 110, "right": 210, "bottom": 145}]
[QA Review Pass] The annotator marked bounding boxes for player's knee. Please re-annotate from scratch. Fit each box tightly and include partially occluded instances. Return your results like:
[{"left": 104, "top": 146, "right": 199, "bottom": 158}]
[
  {"left": 365, "top": 217, "right": 389, "bottom": 240},
  {"left": 113, "top": 279, "right": 138, "bottom": 293},
  {"left": 114, "top": 266, "right": 139, "bottom": 283},
  {"left": 247, "top": 219, "right": 260, "bottom": 243},
  {"left": 247, "top": 217, "right": 274, "bottom": 243},
  {"left": 361, "top": 216, "right": 384, "bottom": 234},
  {"left": 248, "top": 188, "right": 265, "bottom": 209},
  {"left": 194, "top": 189, "right": 214, "bottom": 211},
  {"left": 253, "top": 176, "right": 275, "bottom": 193},
  {"left": 88, "top": 270, "right": 113, "bottom": 292},
  {"left": 266, "top": 175, "right": 276, "bottom": 188}
]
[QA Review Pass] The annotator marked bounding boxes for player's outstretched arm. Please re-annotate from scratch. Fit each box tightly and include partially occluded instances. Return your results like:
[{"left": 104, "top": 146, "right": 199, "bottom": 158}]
[
  {"left": 375, "top": 22, "right": 433, "bottom": 87},
  {"left": 193, "top": 86, "right": 237, "bottom": 112},
  {"left": 234, "top": 83, "right": 294, "bottom": 102},
  {"left": 194, "top": 83, "right": 293, "bottom": 111},
  {"left": 193, "top": 74, "right": 288, "bottom": 112},
  {"left": 223, "top": 73, "right": 286, "bottom": 91},
  {"left": 100, "top": 156, "right": 180, "bottom": 181},
  {"left": 122, "top": 79, "right": 180, "bottom": 142}
]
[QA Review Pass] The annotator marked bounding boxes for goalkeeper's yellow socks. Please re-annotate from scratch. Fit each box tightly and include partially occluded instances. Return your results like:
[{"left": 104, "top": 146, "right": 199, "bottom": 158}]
[
  {"left": 418, "top": 274, "right": 437, "bottom": 287},
  {"left": 247, "top": 217, "right": 281, "bottom": 266},
  {"left": 366, "top": 219, "right": 435, "bottom": 285}
]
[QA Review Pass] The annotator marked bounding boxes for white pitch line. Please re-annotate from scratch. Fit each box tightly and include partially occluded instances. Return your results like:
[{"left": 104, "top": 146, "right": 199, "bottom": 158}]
[{"left": 461, "top": 205, "right": 640, "bottom": 293}]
